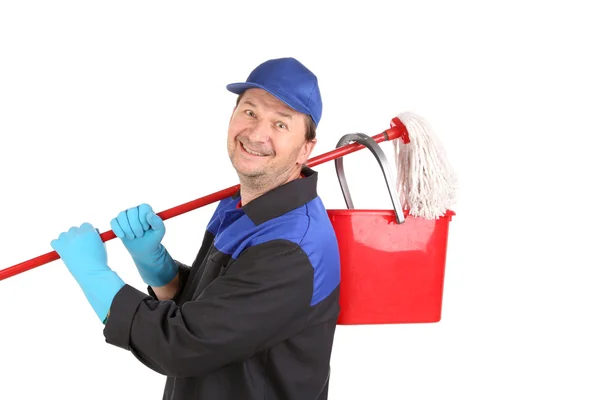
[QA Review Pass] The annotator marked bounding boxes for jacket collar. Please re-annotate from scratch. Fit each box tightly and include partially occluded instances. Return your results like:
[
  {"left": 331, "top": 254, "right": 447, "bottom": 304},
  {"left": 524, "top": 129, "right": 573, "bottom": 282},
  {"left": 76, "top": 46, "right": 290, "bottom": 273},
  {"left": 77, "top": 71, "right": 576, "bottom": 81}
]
[{"left": 233, "top": 165, "right": 318, "bottom": 225}]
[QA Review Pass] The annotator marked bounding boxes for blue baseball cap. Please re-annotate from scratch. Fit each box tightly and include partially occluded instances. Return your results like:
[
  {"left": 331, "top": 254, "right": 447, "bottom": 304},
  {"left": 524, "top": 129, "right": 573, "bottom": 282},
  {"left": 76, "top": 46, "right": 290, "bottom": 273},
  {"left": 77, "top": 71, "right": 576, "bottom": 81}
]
[{"left": 226, "top": 57, "right": 322, "bottom": 126}]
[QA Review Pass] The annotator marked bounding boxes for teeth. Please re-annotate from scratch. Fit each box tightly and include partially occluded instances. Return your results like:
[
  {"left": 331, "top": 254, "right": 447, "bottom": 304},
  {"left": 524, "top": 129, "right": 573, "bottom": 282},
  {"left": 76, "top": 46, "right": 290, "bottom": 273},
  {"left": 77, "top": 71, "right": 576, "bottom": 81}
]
[{"left": 242, "top": 143, "right": 266, "bottom": 156}]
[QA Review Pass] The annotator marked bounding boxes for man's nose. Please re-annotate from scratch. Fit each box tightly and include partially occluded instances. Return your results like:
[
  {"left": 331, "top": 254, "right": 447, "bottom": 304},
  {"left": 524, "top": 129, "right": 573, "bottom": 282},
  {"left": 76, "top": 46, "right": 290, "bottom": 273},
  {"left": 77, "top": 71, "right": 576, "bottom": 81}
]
[{"left": 247, "top": 119, "right": 271, "bottom": 142}]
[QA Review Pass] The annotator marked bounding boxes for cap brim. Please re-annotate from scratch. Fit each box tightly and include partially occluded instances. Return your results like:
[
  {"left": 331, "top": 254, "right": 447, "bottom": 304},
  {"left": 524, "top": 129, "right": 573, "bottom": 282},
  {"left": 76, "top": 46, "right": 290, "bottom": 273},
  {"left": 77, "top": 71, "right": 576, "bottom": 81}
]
[
  {"left": 226, "top": 82, "right": 261, "bottom": 94},
  {"left": 226, "top": 82, "right": 312, "bottom": 119}
]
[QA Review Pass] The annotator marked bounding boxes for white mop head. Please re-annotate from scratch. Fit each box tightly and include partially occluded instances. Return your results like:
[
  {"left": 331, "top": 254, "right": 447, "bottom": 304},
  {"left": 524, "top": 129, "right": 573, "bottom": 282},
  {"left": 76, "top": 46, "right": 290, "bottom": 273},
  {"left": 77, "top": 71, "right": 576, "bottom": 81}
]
[{"left": 391, "top": 112, "right": 457, "bottom": 219}]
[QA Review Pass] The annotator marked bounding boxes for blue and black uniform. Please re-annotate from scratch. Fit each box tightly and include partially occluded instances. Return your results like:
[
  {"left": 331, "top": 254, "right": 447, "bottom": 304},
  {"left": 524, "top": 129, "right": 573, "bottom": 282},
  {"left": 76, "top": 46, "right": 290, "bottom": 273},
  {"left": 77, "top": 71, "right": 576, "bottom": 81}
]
[{"left": 103, "top": 165, "right": 341, "bottom": 399}]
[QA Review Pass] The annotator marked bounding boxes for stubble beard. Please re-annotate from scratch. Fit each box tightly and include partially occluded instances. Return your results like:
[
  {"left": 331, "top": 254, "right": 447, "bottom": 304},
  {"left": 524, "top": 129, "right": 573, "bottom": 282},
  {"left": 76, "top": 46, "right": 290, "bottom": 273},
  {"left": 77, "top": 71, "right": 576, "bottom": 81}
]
[
  {"left": 237, "top": 162, "right": 294, "bottom": 194},
  {"left": 233, "top": 155, "right": 300, "bottom": 196}
]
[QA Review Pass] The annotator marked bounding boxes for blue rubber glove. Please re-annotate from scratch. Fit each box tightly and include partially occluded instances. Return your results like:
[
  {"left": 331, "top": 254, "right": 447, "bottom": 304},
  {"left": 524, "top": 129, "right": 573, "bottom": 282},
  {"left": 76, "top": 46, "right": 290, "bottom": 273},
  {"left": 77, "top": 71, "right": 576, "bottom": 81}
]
[
  {"left": 110, "top": 203, "right": 177, "bottom": 287},
  {"left": 50, "top": 222, "right": 125, "bottom": 323}
]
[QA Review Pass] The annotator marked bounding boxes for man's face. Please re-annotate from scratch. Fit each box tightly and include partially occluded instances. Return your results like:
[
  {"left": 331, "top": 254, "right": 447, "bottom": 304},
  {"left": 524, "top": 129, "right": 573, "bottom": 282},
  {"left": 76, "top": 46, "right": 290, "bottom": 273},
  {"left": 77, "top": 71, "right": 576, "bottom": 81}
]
[{"left": 227, "top": 88, "right": 316, "bottom": 185}]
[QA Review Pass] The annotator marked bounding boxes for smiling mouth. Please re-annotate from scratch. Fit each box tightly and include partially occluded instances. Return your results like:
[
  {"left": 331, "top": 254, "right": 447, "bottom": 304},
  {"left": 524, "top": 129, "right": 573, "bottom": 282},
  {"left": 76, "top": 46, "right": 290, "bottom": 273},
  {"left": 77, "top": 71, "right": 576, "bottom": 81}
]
[{"left": 240, "top": 142, "right": 269, "bottom": 157}]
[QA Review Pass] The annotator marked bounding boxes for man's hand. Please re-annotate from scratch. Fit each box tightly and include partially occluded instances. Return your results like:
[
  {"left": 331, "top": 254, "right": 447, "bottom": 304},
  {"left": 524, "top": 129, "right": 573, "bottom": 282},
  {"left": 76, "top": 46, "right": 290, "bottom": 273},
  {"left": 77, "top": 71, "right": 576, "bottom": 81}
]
[
  {"left": 51, "top": 222, "right": 125, "bottom": 323},
  {"left": 110, "top": 203, "right": 177, "bottom": 287}
]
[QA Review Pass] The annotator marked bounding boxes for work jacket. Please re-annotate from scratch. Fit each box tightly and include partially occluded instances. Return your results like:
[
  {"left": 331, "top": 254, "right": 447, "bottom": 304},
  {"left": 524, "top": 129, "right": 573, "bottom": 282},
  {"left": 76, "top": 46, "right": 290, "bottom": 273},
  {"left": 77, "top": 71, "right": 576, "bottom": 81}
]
[{"left": 103, "top": 166, "right": 341, "bottom": 399}]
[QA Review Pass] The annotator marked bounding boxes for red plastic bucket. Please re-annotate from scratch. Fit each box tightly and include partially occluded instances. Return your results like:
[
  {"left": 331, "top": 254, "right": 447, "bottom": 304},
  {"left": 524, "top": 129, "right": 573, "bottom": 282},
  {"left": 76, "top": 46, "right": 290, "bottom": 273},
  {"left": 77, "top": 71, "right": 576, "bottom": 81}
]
[{"left": 327, "top": 133, "right": 454, "bottom": 324}]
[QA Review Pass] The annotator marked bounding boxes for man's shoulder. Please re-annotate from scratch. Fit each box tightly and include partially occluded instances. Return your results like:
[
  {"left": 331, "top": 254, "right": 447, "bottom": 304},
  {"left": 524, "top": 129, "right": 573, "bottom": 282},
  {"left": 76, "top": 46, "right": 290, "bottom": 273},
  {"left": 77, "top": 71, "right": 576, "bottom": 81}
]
[
  {"left": 213, "top": 194, "right": 339, "bottom": 262},
  {"left": 256, "top": 195, "right": 336, "bottom": 244},
  {"left": 222, "top": 196, "right": 341, "bottom": 306}
]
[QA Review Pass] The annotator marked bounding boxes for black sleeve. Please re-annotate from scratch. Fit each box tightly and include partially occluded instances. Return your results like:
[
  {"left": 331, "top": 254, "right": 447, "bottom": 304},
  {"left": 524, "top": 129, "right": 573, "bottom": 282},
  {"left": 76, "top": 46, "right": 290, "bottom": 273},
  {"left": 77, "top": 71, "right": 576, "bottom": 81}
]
[{"left": 103, "top": 239, "right": 314, "bottom": 378}]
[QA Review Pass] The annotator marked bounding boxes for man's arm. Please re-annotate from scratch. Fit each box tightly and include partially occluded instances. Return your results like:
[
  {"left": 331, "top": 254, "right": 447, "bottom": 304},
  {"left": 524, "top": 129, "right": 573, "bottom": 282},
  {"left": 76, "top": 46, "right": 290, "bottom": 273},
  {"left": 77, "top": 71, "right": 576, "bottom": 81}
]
[
  {"left": 146, "top": 228, "right": 216, "bottom": 301},
  {"left": 103, "top": 239, "right": 314, "bottom": 378},
  {"left": 150, "top": 270, "right": 180, "bottom": 301}
]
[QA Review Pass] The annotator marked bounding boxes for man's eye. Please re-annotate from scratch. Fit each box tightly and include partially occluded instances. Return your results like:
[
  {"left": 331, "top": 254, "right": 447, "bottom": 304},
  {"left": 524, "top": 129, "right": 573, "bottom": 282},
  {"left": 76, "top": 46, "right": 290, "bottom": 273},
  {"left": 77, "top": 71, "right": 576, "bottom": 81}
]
[
  {"left": 276, "top": 122, "right": 287, "bottom": 129},
  {"left": 245, "top": 110, "right": 255, "bottom": 117}
]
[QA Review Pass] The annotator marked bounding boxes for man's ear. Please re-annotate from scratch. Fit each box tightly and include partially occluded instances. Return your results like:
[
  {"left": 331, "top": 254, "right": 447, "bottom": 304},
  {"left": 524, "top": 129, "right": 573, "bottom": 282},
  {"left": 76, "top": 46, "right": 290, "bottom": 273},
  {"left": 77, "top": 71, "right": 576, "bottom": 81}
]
[{"left": 297, "top": 138, "right": 317, "bottom": 165}]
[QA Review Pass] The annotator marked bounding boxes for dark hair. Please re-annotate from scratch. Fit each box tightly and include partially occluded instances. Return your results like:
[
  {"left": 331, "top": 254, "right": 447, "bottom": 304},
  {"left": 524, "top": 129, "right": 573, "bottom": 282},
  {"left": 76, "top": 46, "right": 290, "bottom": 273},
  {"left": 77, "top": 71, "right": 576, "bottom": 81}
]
[{"left": 235, "top": 94, "right": 316, "bottom": 141}]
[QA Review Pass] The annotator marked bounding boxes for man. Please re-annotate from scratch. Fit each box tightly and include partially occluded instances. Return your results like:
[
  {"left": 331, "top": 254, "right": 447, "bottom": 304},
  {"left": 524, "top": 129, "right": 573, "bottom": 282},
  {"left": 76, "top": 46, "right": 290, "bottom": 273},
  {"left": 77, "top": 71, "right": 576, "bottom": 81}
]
[{"left": 50, "top": 57, "right": 342, "bottom": 399}]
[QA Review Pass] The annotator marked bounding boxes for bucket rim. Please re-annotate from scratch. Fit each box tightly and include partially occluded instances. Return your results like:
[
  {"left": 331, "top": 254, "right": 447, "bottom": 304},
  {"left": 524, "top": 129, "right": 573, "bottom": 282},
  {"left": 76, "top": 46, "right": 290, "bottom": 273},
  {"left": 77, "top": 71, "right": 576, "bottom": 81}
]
[{"left": 326, "top": 209, "right": 456, "bottom": 219}]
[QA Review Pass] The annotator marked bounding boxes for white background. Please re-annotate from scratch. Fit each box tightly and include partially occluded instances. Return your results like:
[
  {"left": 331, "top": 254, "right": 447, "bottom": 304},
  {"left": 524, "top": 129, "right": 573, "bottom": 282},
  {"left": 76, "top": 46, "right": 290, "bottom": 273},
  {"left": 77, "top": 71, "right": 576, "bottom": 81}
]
[{"left": 1, "top": 1, "right": 599, "bottom": 399}]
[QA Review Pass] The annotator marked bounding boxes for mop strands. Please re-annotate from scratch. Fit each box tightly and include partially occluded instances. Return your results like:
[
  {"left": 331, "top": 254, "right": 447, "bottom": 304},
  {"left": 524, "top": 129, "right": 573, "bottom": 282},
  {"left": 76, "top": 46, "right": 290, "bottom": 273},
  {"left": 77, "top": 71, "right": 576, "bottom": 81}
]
[{"left": 391, "top": 112, "right": 458, "bottom": 220}]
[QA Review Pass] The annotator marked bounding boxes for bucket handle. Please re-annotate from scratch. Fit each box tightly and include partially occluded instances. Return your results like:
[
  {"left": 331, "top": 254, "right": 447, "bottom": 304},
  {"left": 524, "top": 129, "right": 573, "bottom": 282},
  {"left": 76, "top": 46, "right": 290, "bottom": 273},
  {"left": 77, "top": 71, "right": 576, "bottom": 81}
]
[{"left": 334, "top": 132, "right": 405, "bottom": 224}]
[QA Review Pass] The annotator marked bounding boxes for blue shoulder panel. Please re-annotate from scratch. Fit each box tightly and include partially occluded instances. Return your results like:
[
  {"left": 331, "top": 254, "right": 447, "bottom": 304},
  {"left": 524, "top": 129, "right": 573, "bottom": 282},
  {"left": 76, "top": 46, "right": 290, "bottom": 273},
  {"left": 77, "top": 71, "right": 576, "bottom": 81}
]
[
  {"left": 212, "top": 196, "right": 340, "bottom": 307},
  {"left": 206, "top": 196, "right": 239, "bottom": 236}
]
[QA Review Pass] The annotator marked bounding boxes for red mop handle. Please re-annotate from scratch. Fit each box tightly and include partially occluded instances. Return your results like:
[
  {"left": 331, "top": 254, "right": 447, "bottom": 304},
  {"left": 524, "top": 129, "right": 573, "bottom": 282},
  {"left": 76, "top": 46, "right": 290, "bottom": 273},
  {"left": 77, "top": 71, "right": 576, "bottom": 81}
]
[{"left": 0, "top": 125, "right": 406, "bottom": 281}]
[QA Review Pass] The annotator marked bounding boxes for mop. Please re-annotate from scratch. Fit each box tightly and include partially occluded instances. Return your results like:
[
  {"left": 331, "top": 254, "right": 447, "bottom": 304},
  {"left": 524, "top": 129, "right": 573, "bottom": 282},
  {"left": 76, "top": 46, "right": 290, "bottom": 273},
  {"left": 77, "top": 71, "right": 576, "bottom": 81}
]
[
  {"left": 391, "top": 112, "right": 457, "bottom": 220},
  {"left": 0, "top": 112, "right": 457, "bottom": 280}
]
